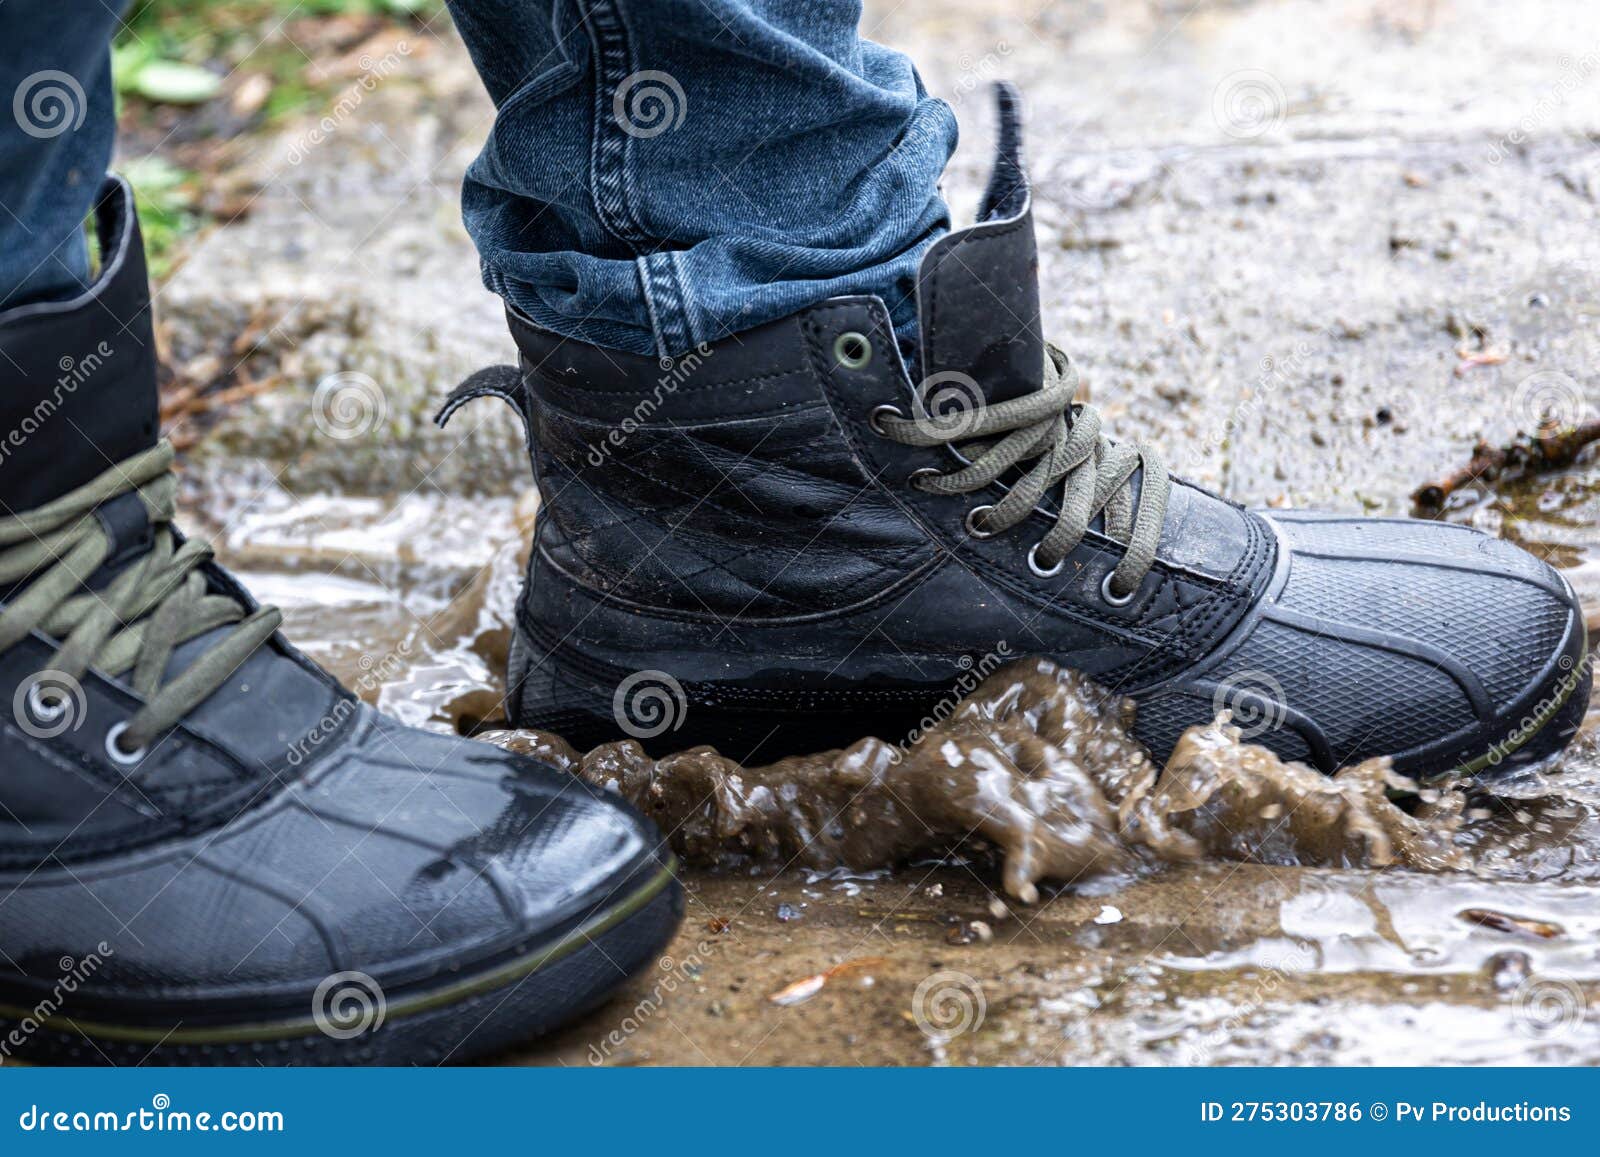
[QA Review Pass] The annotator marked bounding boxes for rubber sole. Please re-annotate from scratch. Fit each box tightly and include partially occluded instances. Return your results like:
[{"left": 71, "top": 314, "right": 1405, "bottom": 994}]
[
  {"left": 509, "top": 624, "right": 1592, "bottom": 783},
  {"left": 0, "top": 861, "right": 682, "bottom": 1066},
  {"left": 1451, "top": 647, "right": 1592, "bottom": 778},
  {"left": 507, "top": 627, "right": 947, "bottom": 763}
]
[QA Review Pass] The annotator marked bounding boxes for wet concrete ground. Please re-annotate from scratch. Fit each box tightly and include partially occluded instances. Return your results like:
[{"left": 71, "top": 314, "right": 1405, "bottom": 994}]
[{"left": 157, "top": 1, "right": 1600, "bottom": 1064}]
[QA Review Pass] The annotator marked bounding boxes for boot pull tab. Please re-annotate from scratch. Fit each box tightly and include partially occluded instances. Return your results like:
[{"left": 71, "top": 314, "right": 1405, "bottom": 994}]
[
  {"left": 434, "top": 364, "right": 528, "bottom": 437},
  {"left": 913, "top": 81, "right": 1042, "bottom": 406},
  {"left": 977, "top": 80, "right": 1028, "bottom": 223}
]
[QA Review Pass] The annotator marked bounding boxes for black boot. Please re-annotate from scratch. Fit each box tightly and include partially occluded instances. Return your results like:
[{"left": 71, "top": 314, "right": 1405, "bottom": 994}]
[
  {"left": 454, "top": 85, "right": 1587, "bottom": 783},
  {"left": 0, "top": 179, "right": 680, "bottom": 1066}
]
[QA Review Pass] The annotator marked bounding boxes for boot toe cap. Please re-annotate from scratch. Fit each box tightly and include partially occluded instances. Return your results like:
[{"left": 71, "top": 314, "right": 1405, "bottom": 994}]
[
  {"left": 3, "top": 709, "right": 671, "bottom": 1026},
  {"left": 1134, "top": 512, "right": 1588, "bottom": 776}
]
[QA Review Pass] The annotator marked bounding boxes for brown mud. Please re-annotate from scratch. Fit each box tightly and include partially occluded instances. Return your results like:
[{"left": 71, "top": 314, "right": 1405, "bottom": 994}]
[{"left": 483, "top": 660, "right": 1461, "bottom": 903}]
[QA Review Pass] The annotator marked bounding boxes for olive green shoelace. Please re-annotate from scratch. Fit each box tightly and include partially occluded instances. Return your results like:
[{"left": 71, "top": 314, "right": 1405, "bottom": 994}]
[
  {"left": 877, "top": 345, "right": 1170, "bottom": 599},
  {"left": 0, "top": 441, "right": 281, "bottom": 755}
]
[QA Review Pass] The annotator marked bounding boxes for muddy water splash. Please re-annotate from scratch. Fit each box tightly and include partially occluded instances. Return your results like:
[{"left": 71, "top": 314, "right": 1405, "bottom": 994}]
[
  {"left": 212, "top": 485, "right": 1552, "bottom": 904},
  {"left": 481, "top": 659, "right": 1463, "bottom": 901},
  {"left": 199, "top": 483, "right": 1600, "bottom": 1065}
]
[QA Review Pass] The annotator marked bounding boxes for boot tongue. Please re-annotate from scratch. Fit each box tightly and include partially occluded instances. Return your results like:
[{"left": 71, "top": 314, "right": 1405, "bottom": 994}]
[
  {"left": 0, "top": 177, "right": 160, "bottom": 515},
  {"left": 914, "top": 82, "right": 1043, "bottom": 405}
]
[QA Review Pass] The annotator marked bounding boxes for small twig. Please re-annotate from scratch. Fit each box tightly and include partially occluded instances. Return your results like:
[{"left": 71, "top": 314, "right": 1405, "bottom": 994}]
[
  {"left": 183, "top": 372, "right": 282, "bottom": 416},
  {"left": 1412, "top": 419, "right": 1600, "bottom": 511},
  {"left": 158, "top": 379, "right": 208, "bottom": 424}
]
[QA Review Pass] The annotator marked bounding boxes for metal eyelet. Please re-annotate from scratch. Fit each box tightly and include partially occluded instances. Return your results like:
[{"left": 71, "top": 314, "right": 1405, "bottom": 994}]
[
  {"left": 27, "top": 684, "right": 68, "bottom": 723},
  {"left": 104, "top": 722, "right": 148, "bottom": 767},
  {"left": 907, "top": 467, "right": 943, "bottom": 490},
  {"left": 964, "top": 505, "right": 998, "bottom": 539},
  {"left": 834, "top": 331, "right": 874, "bottom": 370},
  {"left": 1027, "top": 543, "right": 1065, "bottom": 578},
  {"left": 1100, "top": 572, "right": 1137, "bottom": 607},
  {"left": 869, "top": 404, "right": 906, "bottom": 437}
]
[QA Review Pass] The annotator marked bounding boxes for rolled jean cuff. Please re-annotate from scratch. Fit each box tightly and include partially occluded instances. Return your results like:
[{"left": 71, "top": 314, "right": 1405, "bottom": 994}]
[{"left": 456, "top": 0, "right": 957, "bottom": 358}]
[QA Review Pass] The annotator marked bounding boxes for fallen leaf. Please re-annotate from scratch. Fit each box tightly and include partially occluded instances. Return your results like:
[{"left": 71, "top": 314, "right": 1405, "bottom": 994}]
[
  {"left": 133, "top": 61, "right": 222, "bottom": 105},
  {"left": 767, "top": 956, "right": 886, "bottom": 1006},
  {"left": 1453, "top": 345, "right": 1510, "bottom": 377},
  {"left": 230, "top": 73, "right": 272, "bottom": 118},
  {"left": 768, "top": 974, "right": 826, "bottom": 1006}
]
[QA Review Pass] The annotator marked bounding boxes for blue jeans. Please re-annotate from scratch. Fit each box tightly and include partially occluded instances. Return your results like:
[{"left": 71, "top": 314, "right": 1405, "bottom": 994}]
[
  {"left": 0, "top": 1, "right": 955, "bottom": 355},
  {"left": 0, "top": 1, "right": 122, "bottom": 310}
]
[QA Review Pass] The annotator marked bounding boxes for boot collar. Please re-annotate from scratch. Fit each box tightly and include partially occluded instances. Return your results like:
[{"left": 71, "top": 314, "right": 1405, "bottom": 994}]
[{"left": 0, "top": 176, "right": 160, "bottom": 514}]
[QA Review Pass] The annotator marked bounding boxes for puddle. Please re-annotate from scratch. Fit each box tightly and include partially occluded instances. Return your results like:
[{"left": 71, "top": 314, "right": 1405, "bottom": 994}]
[
  {"left": 158, "top": 0, "right": 1600, "bottom": 1066},
  {"left": 185, "top": 468, "right": 1600, "bottom": 1066}
]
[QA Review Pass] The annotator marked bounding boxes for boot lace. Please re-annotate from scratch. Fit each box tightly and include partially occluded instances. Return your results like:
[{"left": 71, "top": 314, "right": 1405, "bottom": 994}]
[
  {"left": 0, "top": 441, "right": 281, "bottom": 756},
  {"left": 876, "top": 345, "right": 1170, "bottom": 599}
]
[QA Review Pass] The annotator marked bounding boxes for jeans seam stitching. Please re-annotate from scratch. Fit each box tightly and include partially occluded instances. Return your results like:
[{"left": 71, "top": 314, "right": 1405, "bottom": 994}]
[
  {"left": 579, "top": 0, "right": 649, "bottom": 248},
  {"left": 637, "top": 252, "right": 696, "bottom": 356},
  {"left": 635, "top": 257, "right": 670, "bottom": 361},
  {"left": 668, "top": 249, "right": 700, "bottom": 347},
  {"left": 580, "top": 0, "right": 696, "bottom": 354}
]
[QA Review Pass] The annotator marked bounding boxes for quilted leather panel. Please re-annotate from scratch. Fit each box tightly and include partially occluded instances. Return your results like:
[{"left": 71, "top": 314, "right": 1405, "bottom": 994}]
[{"left": 534, "top": 397, "right": 938, "bottom": 617}]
